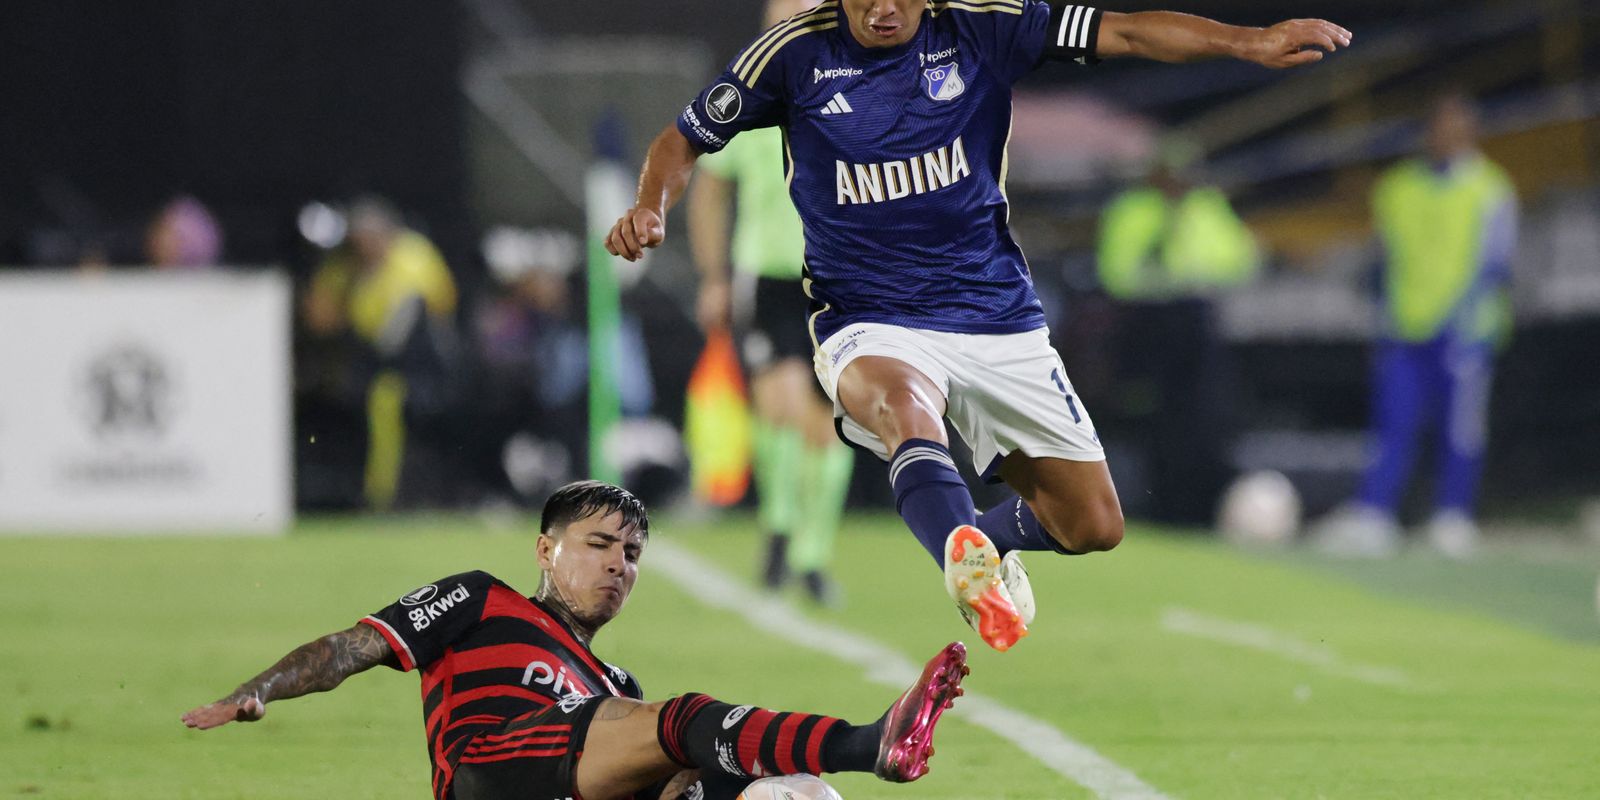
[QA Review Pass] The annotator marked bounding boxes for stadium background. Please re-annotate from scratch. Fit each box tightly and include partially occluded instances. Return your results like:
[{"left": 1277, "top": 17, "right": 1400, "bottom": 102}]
[{"left": 2, "top": 1, "right": 1598, "bottom": 798}]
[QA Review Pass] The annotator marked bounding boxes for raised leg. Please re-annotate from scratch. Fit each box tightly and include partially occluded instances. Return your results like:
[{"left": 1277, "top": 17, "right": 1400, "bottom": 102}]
[{"left": 994, "top": 453, "right": 1124, "bottom": 555}]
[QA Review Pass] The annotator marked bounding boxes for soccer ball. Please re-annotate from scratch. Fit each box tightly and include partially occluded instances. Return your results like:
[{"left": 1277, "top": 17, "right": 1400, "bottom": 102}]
[
  {"left": 1217, "top": 470, "right": 1302, "bottom": 546},
  {"left": 736, "top": 774, "right": 844, "bottom": 800}
]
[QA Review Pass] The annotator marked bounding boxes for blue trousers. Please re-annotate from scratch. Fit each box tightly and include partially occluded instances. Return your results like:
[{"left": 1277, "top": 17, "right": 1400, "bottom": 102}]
[{"left": 1356, "top": 337, "right": 1494, "bottom": 516}]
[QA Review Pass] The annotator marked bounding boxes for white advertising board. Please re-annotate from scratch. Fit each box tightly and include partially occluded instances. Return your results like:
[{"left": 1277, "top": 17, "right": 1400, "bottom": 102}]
[{"left": 0, "top": 271, "right": 292, "bottom": 533}]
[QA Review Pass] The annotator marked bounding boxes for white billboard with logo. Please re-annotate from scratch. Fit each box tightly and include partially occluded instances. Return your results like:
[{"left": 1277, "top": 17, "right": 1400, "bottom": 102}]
[{"left": 0, "top": 271, "right": 292, "bottom": 533}]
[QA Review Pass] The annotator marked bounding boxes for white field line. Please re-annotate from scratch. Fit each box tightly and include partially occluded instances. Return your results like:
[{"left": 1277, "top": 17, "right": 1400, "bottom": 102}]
[
  {"left": 651, "top": 540, "right": 1175, "bottom": 800},
  {"left": 1159, "top": 606, "right": 1435, "bottom": 692}
]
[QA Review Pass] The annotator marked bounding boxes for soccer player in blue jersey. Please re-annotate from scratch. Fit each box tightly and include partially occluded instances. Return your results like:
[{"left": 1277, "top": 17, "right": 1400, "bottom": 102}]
[{"left": 607, "top": 0, "right": 1351, "bottom": 652}]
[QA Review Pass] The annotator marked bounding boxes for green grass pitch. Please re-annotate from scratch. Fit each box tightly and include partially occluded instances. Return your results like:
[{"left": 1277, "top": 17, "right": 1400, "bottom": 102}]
[{"left": 4, "top": 514, "right": 1598, "bottom": 799}]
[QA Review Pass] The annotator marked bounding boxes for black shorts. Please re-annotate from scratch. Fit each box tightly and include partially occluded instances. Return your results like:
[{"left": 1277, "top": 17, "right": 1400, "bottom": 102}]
[
  {"left": 449, "top": 697, "right": 604, "bottom": 800},
  {"left": 736, "top": 275, "right": 814, "bottom": 374}
]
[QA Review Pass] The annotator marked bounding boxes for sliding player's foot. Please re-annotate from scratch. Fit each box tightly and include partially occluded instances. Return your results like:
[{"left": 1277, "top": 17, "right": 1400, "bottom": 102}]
[
  {"left": 874, "top": 641, "right": 968, "bottom": 782},
  {"left": 945, "top": 525, "right": 1028, "bottom": 651}
]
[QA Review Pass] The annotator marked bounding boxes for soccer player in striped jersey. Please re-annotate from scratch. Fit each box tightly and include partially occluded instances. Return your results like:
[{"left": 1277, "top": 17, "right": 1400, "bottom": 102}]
[
  {"left": 607, "top": 0, "right": 1351, "bottom": 652},
  {"left": 182, "top": 481, "right": 968, "bottom": 800}
]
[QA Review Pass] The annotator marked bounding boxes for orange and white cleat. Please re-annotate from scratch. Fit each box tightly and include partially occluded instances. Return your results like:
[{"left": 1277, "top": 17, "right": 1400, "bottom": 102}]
[{"left": 944, "top": 525, "right": 1029, "bottom": 651}]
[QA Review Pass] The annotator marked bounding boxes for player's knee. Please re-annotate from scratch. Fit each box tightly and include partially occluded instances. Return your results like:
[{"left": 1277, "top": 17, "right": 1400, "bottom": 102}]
[
  {"left": 1039, "top": 497, "right": 1123, "bottom": 553},
  {"left": 1075, "top": 508, "right": 1124, "bottom": 552},
  {"left": 873, "top": 387, "right": 943, "bottom": 443}
]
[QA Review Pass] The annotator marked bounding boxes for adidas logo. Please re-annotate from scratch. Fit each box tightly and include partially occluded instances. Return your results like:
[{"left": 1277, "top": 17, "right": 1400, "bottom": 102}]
[{"left": 820, "top": 92, "right": 854, "bottom": 116}]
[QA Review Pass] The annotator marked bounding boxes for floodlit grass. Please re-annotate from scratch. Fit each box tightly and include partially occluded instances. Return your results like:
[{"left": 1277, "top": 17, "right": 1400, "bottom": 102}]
[{"left": 4, "top": 514, "right": 1598, "bottom": 799}]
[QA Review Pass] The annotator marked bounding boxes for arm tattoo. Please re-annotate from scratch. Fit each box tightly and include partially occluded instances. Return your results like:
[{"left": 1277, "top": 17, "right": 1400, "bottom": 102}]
[{"left": 222, "top": 624, "right": 397, "bottom": 706}]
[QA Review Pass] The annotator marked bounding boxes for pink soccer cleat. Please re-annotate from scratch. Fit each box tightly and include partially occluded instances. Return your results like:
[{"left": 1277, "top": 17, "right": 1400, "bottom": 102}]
[{"left": 874, "top": 641, "right": 969, "bottom": 782}]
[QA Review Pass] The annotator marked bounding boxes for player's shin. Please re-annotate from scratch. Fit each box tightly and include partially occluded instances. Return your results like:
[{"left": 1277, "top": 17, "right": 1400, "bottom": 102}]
[
  {"left": 889, "top": 439, "right": 977, "bottom": 564},
  {"left": 655, "top": 694, "right": 879, "bottom": 779}
]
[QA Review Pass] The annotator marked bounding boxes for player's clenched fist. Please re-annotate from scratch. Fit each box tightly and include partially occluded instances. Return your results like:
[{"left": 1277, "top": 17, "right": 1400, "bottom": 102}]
[
  {"left": 1244, "top": 19, "right": 1352, "bottom": 69},
  {"left": 605, "top": 207, "right": 666, "bottom": 262}
]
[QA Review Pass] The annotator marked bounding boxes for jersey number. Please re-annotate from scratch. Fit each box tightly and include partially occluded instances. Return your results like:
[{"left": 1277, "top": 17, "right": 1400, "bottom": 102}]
[{"left": 1050, "top": 368, "right": 1082, "bottom": 424}]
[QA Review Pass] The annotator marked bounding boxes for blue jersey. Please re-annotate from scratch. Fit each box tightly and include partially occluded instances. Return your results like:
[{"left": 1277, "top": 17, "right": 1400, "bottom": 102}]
[{"left": 678, "top": 0, "right": 1103, "bottom": 343}]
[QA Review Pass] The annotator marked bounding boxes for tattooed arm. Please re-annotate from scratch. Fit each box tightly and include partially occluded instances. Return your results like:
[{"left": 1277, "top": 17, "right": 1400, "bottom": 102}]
[{"left": 181, "top": 623, "right": 398, "bottom": 730}]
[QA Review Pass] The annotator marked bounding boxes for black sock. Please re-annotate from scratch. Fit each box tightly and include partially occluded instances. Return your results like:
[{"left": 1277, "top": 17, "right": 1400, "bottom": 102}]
[{"left": 657, "top": 693, "right": 882, "bottom": 778}]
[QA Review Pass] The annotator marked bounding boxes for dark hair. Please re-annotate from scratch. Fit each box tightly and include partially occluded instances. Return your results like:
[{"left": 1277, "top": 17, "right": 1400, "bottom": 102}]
[{"left": 540, "top": 480, "right": 650, "bottom": 538}]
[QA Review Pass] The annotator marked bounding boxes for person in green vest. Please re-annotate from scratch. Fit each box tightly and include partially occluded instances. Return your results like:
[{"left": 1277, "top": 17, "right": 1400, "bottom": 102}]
[
  {"left": 1098, "top": 144, "right": 1259, "bottom": 300},
  {"left": 1096, "top": 144, "right": 1258, "bottom": 524},
  {"left": 1315, "top": 92, "right": 1518, "bottom": 559},
  {"left": 686, "top": 0, "right": 853, "bottom": 604}
]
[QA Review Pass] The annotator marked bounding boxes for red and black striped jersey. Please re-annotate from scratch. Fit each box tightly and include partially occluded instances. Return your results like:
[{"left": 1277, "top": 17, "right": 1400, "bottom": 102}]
[{"left": 359, "top": 570, "right": 642, "bottom": 800}]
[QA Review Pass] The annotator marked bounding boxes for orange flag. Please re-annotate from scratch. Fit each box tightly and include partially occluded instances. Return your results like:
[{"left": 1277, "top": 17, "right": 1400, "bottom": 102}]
[{"left": 684, "top": 329, "right": 752, "bottom": 506}]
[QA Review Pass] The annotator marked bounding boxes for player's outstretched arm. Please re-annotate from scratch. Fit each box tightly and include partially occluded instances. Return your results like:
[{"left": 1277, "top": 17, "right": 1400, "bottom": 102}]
[
  {"left": 605, "top": 125, "right": 701, "bottom": 262},
  {"left": 1097, "top": 12, "right": 1351, "bottom": 68},
  {"left": 180, "top": 623, "right": 397, "bottom": 730}
]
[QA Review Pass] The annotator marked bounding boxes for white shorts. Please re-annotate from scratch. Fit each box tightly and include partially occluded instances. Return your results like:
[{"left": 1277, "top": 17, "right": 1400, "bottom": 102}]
[{"left": 813, "top": 323, "right": 1104, "bottom": 482}]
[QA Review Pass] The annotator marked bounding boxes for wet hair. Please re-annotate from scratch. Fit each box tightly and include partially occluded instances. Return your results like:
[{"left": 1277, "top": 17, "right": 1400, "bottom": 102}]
[{"left": 540, "top": 480, "right": 650, "bottom": 539}]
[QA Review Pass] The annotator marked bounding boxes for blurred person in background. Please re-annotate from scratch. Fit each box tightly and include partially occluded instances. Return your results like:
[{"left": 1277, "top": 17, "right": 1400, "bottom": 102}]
[
  {"left": 304, "top": 196, "right": 459, "bottom": 511},
  {"left": 57, "top": 194, "right": 221, "bottom": 273},
  {"left": 476, "top": 227, "right": 658, "bottom": 500},
  {"left": 687, "top": 0, "right": 854, "bottom": 605},
  {"left": 476, "top": 228, "right": 591, "bottom": 499},
  {"left": 145, "top": 195, "right": 223, "bottom": 269},
  {"left": 1314, "top": 92, "right": 1518, "bottom": 559},
  {"left": 1096, "top": 142, "right": 1258, "bottom": 525}
]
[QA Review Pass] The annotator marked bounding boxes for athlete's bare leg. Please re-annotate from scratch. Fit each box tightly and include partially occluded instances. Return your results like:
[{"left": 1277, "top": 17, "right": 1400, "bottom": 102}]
[
  {"left": 837, "top": 354, "right": 1122, "bottom": 556},
  {"left": 751, "top": 357, "right": 818, "bottom": 429},
  {"left": 834, "top": 353, "right": 1124, "bottom": 554},
  {"left": 802, "top": 385, "right": 838, "bottom": 450},
  {"left": 765, "top": 355, "right": 852, "bottom": 602},
  {"left": 834, "top": 355, "right": 948, "bottom": 452},
  {"left": 997, "top": 453, "right": 1124, "bottom": 554},
  {"left": 573, "top": 699, "right": 681, "bottom": 800},
  {"left": 751, "top": 357, "right": 832, "bottom": 587}
]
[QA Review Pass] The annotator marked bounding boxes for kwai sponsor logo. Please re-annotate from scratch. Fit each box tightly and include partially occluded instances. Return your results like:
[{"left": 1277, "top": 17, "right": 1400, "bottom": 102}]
[{"left": 406, "top": 584, "right": 470, "bottom": 631}]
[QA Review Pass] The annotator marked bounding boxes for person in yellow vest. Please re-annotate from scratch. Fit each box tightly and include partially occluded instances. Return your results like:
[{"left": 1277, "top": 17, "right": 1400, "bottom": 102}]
[
  {"left": 1315, "top": 93, "right": 1517, "bottom": 559},
  {"left": 1098, "top": 147, "right": 1259, "bottom": 300},
  {"left": 1096, "top": 146, "right": 1258, "bottom": 524},
  {"left": 686, "top": 0, "right": 855, "bottom": 604},
  {"left": 305, "top": 197, "right": 459, "bottom": 511}
]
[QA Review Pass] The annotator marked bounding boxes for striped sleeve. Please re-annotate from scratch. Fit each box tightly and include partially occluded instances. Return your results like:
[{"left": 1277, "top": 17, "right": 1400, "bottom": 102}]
[
  {"left": 358, "top": 614, "right": 418, "bottom": 671},
  {"left": 1042, "top": 3, "right": 1103, "bottom": 64},
  {"left": 361, "top": 570, "right": 494, "bottom": 672},
  {"left": 946, "top": 0, "right": 1099, "bottom": 84}
]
